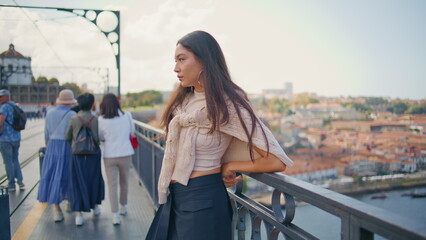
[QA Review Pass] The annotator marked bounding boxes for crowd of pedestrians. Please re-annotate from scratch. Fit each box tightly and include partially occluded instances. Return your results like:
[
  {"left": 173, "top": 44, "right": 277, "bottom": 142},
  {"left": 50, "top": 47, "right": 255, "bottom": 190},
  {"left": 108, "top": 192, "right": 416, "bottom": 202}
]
[{"left": 36, "top": 89, "right": 135, "bottom": 226}]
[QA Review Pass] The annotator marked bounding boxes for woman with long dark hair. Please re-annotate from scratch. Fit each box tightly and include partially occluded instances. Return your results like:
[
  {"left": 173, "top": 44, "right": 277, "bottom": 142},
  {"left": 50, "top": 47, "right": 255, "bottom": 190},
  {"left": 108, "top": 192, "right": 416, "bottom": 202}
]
[
  {"left": 146, "top": 31, "right": 293, "bottom": 240},
  {"left": 98, "top": 93, "right": 135, "bottom": 225}
]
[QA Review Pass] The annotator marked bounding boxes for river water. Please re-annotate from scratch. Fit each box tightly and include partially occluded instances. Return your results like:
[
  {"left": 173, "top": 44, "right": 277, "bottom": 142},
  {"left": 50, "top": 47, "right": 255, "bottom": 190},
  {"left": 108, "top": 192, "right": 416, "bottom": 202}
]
[
  {"left": 248, "top": 186, "right": 426, "bottom": 240},
  {"left": 291, "top": 186, "right": 426, "bottom": 240}
]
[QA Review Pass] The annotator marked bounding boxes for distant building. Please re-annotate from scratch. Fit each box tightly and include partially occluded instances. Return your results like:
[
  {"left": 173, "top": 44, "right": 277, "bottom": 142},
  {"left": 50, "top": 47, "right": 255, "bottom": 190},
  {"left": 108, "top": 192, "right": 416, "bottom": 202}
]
[
  {"left": 0, "top": 43, "right": 33, "bottom": 86},
  {"left": 284, "top": 82, "right": 293, "bottom": 100},
  {"left": 262, "top": 81, "right": 293, "bottom": 100},
  {"left": 291, "top": 168, "right": 338, "bottom": 183},
  {"left": 8, "top": 83, "right": 61, "bottom": 104},
  {"left": 0, "top": 43, "right": 63, "bottom": 111},
  {"left": 370, "top": 123, "right": 408, "bottom": 132}
]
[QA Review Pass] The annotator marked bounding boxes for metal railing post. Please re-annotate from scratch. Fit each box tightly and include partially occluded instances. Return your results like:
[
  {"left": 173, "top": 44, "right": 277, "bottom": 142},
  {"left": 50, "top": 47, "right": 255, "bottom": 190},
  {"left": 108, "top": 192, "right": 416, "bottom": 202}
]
[
  {"left": 0, "top": 187, "right": 11, "bottom": 240},
  {"left": 151, "top": 143, "right": 156, "bottom": 205}
]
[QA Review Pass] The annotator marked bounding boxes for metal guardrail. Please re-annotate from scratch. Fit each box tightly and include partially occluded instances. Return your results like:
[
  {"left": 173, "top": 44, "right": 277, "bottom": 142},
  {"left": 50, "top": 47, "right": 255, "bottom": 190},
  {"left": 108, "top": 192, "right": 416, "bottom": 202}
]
[
  {"left": 132, "top": 119, "right": 426, "bottom": 240},
  {"left": 131, "top": 120, "right": 165, "bottom": 208}
]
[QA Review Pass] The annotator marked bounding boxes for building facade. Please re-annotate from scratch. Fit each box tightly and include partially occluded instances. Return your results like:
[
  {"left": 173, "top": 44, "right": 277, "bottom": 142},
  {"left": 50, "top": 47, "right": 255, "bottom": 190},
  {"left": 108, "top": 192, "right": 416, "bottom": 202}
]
[
  {"left": 0, "top": 44, "right": 33, "bottom": 86},
  {"left": 0, "top": 43, "right": 62, "bottom": 107}
]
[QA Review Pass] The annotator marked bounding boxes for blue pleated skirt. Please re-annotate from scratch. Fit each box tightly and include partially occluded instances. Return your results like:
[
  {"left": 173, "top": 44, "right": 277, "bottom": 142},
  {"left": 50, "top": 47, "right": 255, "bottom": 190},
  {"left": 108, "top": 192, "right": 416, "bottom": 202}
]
[
  {"left": 146, "top": 173, "right": 232, "bottom": 240},
  {"left": 37, "top": 139, "right": 72, "bottom": 204},
  {"left": 68, "top": 149, "right": 105, "bottom": 212}
]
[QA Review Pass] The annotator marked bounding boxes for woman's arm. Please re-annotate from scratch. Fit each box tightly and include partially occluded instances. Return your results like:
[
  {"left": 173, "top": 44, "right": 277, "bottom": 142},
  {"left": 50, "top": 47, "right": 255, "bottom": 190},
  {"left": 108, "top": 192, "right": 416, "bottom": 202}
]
[{"left": 222, "top": 146, "right": 287, "bottom": 188}]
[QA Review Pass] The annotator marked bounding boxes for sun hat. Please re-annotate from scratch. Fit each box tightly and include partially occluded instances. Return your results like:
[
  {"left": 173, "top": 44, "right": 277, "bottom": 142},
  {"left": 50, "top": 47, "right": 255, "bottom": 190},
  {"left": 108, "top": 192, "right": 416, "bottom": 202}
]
[
  {"left": 0, "top": 89, "right": 10, "bottom": 96},
  {"left": 56, "top": 89, "right": 77, "bottom": 105}
]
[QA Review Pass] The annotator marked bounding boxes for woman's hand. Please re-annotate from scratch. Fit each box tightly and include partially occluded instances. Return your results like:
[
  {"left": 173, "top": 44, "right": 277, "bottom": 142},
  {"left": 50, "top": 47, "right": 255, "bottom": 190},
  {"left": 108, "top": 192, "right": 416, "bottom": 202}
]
[{"left": 221, "top": 163, "right": 242, "bottom": 188}]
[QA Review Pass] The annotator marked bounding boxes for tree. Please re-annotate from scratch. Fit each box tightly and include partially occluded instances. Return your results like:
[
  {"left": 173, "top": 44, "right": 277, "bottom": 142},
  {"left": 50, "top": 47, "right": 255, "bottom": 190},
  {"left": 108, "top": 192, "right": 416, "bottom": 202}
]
[
  {"left": 291, "top": 93, "right": 319, "bottom": 107},
  {"left": 260, "top": 97, "right": 267, "bottom": 106},
  {"left": 349, "top": 102, "right": 371, "bottom": 113},
  {"left": 387, "top": 102, "right": 409, "bottom": 114},
  {"left": 48, "top": 77, "right": 59, "bottom": 84},
  {"left": 35, "top": 76, "right": 48, "bottom": 83},
  {"left": 406, "top": 104, "right": 426, "bottom": 114},
  {"left": 123, "top": 90, "right": 163, "bottom": 107},
  {"left": 139, "top": 90, "right": 163, "bottom": 105},
  {"left": 61, "top": 82, "right": 82, "bottom": 96},
  {"left": 254, "top": 97, "right": 294, "bottom": 115}
]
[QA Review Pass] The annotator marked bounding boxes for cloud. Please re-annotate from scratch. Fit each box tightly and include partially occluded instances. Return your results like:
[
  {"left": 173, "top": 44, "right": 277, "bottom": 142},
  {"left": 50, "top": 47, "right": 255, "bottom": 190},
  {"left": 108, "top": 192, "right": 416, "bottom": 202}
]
[
  {"left": 120, "top": 0, "right": 215, "bottom": 93},
  {"left": 1, "top": 6, "right": 120, "bottom": 92},
  {"left": 2, "top": 0, "right": 425, "bottom": 99}
]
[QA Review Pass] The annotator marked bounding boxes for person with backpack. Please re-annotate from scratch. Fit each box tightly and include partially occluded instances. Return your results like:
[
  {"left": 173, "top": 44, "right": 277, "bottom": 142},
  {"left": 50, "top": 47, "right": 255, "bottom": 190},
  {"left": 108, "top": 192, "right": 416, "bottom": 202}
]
[
  {"left": 37, "top": 89, "right": 77, "bottom": 222},
  {"left": 0, "top": 89, "right": 25, "bottom": 192},
  {"left": 65, "top": 93, "right": 105, "bottom": 226}
]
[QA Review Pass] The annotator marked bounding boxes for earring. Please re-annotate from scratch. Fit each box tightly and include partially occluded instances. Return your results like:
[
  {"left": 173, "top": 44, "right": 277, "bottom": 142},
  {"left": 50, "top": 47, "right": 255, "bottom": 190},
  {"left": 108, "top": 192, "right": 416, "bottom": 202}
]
[{"left": 197, "top": 70, "right": 204, "bottom": 86}]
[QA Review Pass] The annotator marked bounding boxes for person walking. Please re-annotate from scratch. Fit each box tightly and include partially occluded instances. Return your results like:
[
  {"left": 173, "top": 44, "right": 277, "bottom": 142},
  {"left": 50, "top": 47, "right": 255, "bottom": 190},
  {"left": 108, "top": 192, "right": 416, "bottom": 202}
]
[
  {"left": 65, "top": 93, "right": 104, "bottom": 226},
  {"left": 38, "top": 89, "right": 77, "bottom": 222},
  {"left": 145, "top": 31, "right": 294, "bottom": 239},
  {"left": 98, "top": 93, "right": 135, "bottom": 225},
  {"left": 0, "top": 89, "right": 25, "bottom": 192}
]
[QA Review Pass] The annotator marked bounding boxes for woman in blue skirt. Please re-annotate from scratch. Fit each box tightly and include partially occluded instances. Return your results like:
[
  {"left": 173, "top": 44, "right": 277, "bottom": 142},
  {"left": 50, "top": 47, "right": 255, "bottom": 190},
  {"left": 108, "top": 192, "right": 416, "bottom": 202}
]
[
  {"left": 146, "top": 31, "right": 294, "bottom": 240},
  {"left": 38, "top": 89, "right": 76, "bottom": 222},
  {"left": 65, "top": 93, "right": 105, "bottom": 226}
]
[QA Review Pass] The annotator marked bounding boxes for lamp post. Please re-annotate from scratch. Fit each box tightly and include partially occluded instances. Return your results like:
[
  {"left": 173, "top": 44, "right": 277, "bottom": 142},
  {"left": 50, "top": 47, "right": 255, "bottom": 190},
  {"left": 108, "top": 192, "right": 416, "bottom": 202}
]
[{"left": 0, "top": 4, "right": 121, "bottom": 96}]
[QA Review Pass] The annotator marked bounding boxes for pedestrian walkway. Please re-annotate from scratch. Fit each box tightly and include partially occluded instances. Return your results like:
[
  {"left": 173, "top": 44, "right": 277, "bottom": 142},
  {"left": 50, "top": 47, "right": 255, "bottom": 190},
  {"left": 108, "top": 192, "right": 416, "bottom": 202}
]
[
  {"left": 0, "top": 118, "right": 45, "bottom": 179},
  {"left": 8, "top": 154, "right": 155, "bottom": 240}
]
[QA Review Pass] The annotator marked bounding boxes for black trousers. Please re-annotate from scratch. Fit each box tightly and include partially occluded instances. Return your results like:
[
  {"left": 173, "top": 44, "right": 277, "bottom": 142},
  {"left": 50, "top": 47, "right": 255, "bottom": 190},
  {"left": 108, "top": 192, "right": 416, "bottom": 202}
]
[{"left": 146, "top": 173, "right": 233, "bottom": 240}]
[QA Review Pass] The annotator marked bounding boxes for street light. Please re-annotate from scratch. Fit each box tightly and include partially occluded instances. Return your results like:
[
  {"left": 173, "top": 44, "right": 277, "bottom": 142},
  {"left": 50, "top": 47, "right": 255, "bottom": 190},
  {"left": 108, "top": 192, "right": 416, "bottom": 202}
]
[{"left": 0, "top": 4, "right": 121, "bottom": 96}]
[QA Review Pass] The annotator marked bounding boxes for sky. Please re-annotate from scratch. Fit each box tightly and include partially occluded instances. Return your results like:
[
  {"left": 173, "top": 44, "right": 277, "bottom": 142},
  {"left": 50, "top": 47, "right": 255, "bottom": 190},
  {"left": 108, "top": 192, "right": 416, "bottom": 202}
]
[{"left": 0, "top": 0, "right": 425, "bottom": 99}]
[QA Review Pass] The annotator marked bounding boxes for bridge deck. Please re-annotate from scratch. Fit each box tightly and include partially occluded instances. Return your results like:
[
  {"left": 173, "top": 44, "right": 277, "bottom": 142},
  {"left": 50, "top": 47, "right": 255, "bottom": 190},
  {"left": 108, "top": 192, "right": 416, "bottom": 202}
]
[{"left": 2, "top": 119, "right": 156, "bottom": 240}]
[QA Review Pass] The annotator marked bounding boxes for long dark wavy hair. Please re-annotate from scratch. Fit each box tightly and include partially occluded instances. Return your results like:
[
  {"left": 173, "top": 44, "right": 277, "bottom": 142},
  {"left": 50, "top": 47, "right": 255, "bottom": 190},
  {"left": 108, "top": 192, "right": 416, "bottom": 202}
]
[
  {"left": 161, "top": 30, "right": 269, "bottom": 159},
  {"left": 100, "top": 93, "right": 123, "bottom": 119}
]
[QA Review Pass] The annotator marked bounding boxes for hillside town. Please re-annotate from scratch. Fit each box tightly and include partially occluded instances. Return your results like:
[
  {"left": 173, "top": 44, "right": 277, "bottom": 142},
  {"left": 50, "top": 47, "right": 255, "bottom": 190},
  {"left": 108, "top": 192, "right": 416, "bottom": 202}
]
[{"left": 250, "top": 85, "right": 426, "bottom": 192}]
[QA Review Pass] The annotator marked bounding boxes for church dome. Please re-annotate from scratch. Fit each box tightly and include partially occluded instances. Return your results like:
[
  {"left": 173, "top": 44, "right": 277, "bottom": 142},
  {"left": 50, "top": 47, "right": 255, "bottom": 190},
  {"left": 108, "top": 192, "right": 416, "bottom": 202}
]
[{"left": 0, "top": 44, "right": 25, "bottom": 58}]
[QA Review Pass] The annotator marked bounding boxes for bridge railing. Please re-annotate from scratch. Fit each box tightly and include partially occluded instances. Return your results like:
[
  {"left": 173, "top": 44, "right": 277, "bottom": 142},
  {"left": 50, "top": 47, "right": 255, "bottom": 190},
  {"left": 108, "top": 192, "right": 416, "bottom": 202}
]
[{"left": 132, "top": 120, "right": 426, "bottom": 240}]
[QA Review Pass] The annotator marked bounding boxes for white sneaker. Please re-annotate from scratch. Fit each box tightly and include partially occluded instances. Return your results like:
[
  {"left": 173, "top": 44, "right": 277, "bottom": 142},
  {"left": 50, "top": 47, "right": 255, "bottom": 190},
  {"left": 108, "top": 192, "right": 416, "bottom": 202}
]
[
  {"left": 53, "top": 211, "right": 64, "bottom": 222},
  {"left": 75, "top": 215, "right": 84, "bottom": 226},
  {"left": 93, "top": 206, "right": 101, "bottom": 216},
  {"left": 119, "top": 205, "right": 127, "bottom": 215},
  {"left": 112, "top": 213, "right": 121, "bottom": 225}
]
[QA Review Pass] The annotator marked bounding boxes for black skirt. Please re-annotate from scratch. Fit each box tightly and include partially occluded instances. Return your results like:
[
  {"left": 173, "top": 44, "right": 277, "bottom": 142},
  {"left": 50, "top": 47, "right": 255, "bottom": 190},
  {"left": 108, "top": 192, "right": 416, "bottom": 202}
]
[
  {"left": 68, "top": 150, "right": 105, "bottom": 212},
  {"left": 146, "top": 173, "right": 232, "bottom": 240}
]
